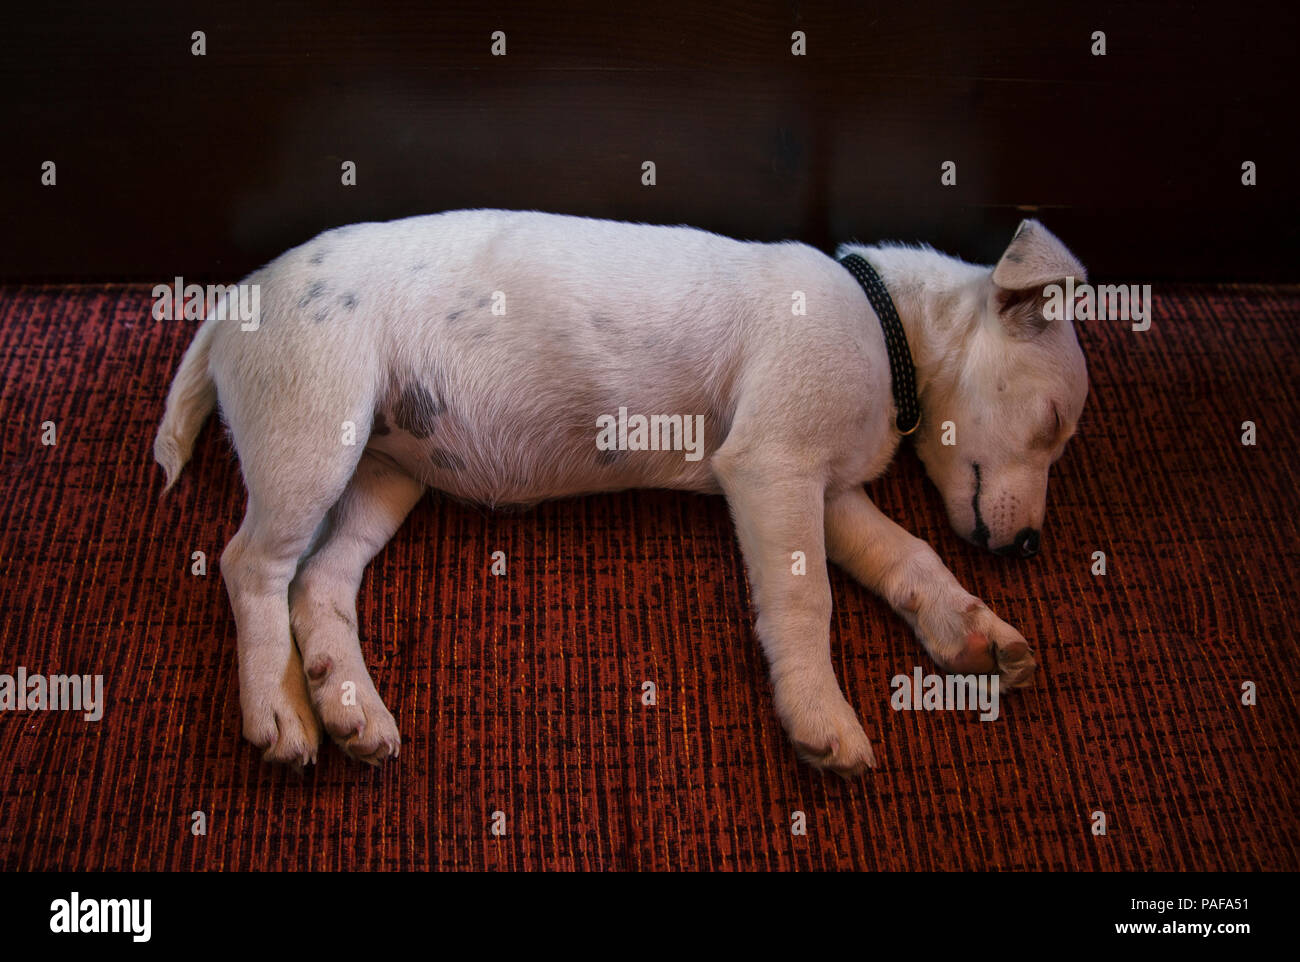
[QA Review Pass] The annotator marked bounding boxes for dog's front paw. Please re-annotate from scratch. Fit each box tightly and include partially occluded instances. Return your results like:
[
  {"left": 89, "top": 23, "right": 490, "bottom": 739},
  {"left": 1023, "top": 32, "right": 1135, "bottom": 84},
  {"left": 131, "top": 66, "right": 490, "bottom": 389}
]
[
  {"left": 305, "top": 657, "right": 401, "bottom": 765},
  {"left": 977, "top": 605, "right": 1038, "bottom": 687},
  {"left": 916, "top": 595, "right": 1037, "bottom": 688},
  {"left": 778, "top": 686, "right": 877, "bottom": 777},
  {"left": 240, "top": 658, "right": 322, "bottom": 767}
]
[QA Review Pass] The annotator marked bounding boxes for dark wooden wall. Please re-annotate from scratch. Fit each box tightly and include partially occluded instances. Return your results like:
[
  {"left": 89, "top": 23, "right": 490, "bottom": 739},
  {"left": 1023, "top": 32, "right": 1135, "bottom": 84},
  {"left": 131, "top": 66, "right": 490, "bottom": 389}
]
[{"left": 3, "top": 0, "right": 1296, "bottom": 283}]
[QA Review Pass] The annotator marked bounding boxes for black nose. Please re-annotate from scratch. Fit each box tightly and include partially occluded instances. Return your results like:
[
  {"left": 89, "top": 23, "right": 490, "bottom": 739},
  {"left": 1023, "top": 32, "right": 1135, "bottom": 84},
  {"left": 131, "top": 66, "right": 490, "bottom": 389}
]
[
  {"left": 1015, "top": 528, "right": 1040, "bottom": 557},
  {"left": 994, "top": 528, "right": 1041, "bottom": 558}
]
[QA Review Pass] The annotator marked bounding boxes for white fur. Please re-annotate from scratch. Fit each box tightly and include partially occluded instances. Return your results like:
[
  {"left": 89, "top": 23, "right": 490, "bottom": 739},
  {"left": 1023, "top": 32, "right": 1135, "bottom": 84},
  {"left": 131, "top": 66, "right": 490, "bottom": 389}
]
[{"left": 155, "top": 210, "right": 1087, "bottom": 773}]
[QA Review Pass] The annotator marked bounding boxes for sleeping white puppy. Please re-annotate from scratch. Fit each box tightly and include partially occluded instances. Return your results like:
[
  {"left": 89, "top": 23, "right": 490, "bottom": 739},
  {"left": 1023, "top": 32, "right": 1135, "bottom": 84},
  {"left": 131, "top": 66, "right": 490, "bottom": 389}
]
[{"left": 155, "top": 210, "right": 1088, "bottom": 775}]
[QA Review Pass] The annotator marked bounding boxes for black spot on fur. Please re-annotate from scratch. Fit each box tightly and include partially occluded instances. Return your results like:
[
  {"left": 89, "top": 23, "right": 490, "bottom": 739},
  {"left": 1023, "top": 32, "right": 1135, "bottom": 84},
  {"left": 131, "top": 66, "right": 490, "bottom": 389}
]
[
  {"left": 312, "top": 309, "right": 329, "bottom": 323},
  {"left": 393, "top": 382, "right": 443, "bottom": 438},
  {"left": 298, "top": 281, "right": 327, "bottom": 309},
  {"left": 371, "top": 412, "right": 392, "bottom": 436},
  {"left": 428, "top": 449, "right": 465, "bottom": 472},
  {"left": 446, "top": 310, "right": 463, "bottom": 322},
  {"left": 410, "top": 262, "right": 427, "bottom": 273},
  {"left": 476, "top": 297, "right": 490, "bottom": 309},
  {"left": 309, "top": 249, "right": 329, "bottom": 265},
  {"left": 340, "top": 292, "right": 358, "bottom": 310}
]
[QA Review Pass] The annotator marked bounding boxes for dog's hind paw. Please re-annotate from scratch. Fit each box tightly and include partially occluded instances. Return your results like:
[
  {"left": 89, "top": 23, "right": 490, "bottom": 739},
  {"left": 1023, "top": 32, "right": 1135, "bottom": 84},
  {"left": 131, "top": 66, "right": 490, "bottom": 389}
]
[
  {"left": 240, "top": 670, "right": 322, "bottom": 768},
  {"left": 307, "top": 664, "right": 401, "bottom": 765}
]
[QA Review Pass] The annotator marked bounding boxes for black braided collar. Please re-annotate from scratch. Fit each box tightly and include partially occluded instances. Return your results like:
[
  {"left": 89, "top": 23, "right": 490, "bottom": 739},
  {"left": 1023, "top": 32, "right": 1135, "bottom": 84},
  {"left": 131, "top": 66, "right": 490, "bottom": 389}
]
[{"left": 836, "top": 252, "right": 921, "bottom": 436}]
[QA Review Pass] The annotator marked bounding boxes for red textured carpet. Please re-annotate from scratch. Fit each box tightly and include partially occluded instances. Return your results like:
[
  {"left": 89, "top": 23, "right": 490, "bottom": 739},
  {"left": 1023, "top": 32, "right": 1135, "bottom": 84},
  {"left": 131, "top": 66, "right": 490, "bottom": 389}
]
[{"left": 1, "top": 283, "right": 1297, "bottom": 871}]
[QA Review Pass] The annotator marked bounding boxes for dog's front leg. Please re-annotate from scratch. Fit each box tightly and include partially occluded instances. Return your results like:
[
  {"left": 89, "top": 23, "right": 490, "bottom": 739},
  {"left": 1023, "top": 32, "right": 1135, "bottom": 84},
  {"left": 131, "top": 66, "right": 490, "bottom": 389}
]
[
  {"left": 825, "top": 486, "right": 1037, "bottom": 685},
  {"left": 714, "top": 450, "right": 876, "bottom": 776}
]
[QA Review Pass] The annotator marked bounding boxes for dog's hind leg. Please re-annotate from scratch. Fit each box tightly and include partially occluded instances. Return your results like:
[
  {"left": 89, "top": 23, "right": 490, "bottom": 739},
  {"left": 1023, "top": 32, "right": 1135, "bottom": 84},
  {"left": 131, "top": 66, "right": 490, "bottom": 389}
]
[
  {"left": 824, "top": 485, "right": 1037, "bottom": 686},
  {"left": 216, "top": 366, "right": 374, "bottom": 765},
  {"left": 288, "top": 452, "right": 425, "bottom": 764}
]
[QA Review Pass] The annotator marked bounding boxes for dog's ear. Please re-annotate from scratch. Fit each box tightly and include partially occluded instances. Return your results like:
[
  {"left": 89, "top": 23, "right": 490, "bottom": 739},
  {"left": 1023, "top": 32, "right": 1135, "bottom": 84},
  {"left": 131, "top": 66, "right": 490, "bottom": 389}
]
[
  {"left": 993, "top": 219, "right": 1086, "bottom": 290},
  {"left": 991, "top": 220, "right": 1087, "bottom": 339}
]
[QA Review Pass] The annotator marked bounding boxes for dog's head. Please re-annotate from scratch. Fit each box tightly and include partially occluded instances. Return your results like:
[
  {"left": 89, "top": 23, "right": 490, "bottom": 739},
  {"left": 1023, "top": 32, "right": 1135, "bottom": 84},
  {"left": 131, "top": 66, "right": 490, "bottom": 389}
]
[{"left": 911, "top": 220, "right": 1088, "bottom": 558}]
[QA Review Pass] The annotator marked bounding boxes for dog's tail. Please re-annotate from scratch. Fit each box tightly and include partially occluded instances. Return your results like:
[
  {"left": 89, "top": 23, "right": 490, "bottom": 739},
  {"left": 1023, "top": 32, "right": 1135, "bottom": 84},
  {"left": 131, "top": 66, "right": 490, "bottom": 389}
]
[{"left": 153, "top": 308, "right": 221, "bottom": 492}]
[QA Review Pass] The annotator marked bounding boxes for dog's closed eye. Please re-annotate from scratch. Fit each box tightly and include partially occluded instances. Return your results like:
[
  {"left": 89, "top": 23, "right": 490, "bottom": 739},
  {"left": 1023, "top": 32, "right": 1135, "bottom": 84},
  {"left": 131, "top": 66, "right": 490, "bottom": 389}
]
[{"left": 1032, "top": 403, "right": 1064, "bottom": 449}]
